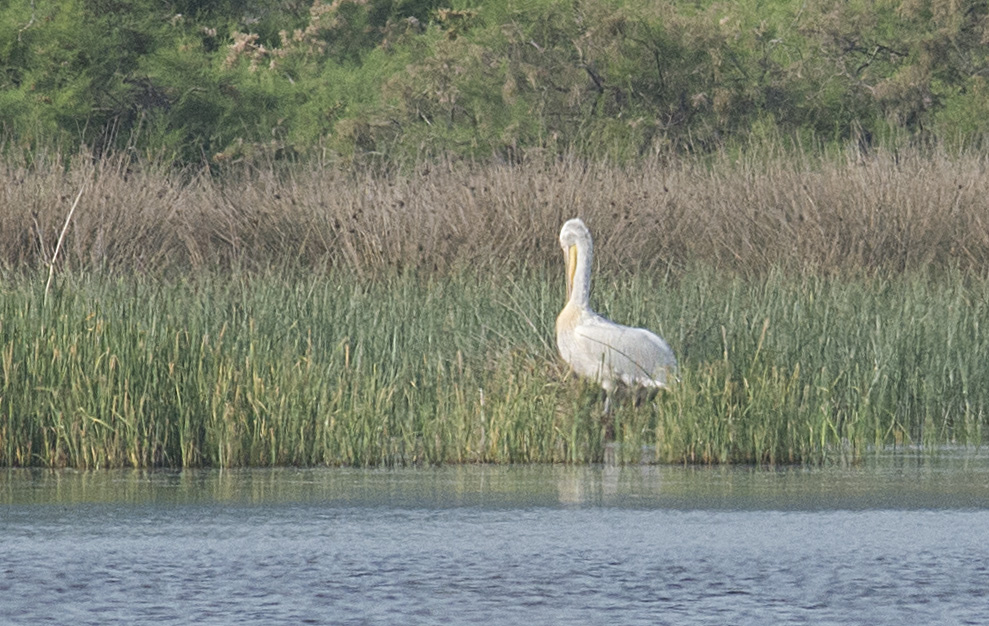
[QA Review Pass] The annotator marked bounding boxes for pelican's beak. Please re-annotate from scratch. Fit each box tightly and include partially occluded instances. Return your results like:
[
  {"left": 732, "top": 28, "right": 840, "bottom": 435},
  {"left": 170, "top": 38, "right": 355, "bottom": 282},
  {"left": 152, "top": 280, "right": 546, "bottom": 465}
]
[{"left": 564, "top": 244, "right": 577, "bottom": 301}]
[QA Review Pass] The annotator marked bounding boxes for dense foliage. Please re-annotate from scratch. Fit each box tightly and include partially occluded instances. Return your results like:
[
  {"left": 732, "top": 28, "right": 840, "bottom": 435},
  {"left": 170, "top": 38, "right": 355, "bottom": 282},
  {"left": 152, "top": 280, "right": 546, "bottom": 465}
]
[{"left": 4, "top": 0, "right": 989, "bottom": 165}]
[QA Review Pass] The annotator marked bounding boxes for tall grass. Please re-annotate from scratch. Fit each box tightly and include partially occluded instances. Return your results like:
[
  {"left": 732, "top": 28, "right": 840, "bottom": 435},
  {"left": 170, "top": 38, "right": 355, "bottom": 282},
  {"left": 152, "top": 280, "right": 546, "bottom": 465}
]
[
  {"left": 3, "top": 143, "right": 989, "bottom": 467},
  {"left": 2, "top": 268, "right": 986, "bottom": 468},
  {"left": 0, "top": 270, "right": 555, "bottom": 468},
  {"left": 4, "top": 143, "right": 989, "bottom": 278}
]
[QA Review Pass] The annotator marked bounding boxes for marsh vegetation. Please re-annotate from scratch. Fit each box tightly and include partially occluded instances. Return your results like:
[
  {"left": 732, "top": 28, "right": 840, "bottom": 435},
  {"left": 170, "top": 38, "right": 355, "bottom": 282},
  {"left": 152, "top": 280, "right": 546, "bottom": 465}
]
[{"left": 2, "top": 145, "right": 988, "bottom": 468}]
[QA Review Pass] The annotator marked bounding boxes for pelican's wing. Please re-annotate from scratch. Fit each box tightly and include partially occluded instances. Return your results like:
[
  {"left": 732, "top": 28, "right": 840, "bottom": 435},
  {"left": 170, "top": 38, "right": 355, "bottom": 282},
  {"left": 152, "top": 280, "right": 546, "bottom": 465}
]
[{"left": 573, "top": 315, "right": 677, "bottom": 387}]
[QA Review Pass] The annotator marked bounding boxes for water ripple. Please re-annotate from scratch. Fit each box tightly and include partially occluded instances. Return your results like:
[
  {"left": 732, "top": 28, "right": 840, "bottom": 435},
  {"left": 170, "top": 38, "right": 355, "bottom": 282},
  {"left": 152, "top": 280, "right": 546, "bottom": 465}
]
[{"left": 3, "top": 464, "right": 989, "bottom": 625}]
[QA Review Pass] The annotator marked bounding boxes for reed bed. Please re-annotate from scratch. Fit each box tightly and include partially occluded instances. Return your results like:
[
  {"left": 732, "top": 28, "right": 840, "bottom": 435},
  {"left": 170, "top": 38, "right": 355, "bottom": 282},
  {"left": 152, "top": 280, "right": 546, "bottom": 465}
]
[
  {"left": 4, "top": 144, "right": 989, "bottom": 278},
  {"left": 3, "top": 144, "right": 989, "bottom": 467},
  {"left": 2, "top": 268, "right": 986, "bottom": 468}
]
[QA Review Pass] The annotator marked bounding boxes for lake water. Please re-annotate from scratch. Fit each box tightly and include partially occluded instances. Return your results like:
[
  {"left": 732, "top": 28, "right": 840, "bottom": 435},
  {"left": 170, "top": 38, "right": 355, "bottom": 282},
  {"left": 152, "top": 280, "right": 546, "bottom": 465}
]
[{"left": 3, "top": 450, "right": 989, "bottom": 625}]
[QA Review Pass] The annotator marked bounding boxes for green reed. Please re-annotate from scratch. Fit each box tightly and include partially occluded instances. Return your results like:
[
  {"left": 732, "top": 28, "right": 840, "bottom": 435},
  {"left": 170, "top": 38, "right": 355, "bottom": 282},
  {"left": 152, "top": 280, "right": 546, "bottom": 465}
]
[{"left": 1, "top": 267, "right": 987, "bottom": 468}]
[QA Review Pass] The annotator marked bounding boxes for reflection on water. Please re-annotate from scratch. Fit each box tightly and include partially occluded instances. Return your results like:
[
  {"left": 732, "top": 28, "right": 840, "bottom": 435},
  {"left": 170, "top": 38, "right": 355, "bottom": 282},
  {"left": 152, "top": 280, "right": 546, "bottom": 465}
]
[
  {"left": 6, "top": 447, "right": 989, "bottom": 509},
  {"left": 2, "top": 449, "right": 989, "bottom": 625}
]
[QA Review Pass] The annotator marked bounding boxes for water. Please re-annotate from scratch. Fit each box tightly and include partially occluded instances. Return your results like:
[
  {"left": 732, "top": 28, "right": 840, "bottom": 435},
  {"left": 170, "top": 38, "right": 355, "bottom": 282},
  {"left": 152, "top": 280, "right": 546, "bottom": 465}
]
[{"left": 3, "top": 451, "right": 989, "bottom": 625}]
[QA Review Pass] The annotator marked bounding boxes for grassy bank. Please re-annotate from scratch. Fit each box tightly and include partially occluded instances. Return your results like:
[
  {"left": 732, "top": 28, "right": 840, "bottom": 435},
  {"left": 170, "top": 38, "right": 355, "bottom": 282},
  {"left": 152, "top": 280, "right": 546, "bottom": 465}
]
[
  {"left": 2, "top": 268, "right": 986, "bottom": 468},
  {"left": 3, "top": 146, "right": 989, "bottom": 467}
]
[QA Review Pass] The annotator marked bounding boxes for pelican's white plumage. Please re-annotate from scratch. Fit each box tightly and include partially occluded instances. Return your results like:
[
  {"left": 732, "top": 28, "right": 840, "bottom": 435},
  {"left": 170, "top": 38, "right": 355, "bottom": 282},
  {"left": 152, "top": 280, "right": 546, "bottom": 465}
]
[{"left": 555, "top": 218, "right": 676, "bottom": 409}]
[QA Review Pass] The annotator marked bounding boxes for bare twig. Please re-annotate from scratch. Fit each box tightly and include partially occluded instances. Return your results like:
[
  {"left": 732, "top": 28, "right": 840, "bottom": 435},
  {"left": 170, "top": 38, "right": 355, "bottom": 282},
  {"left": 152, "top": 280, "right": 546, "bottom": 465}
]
[
  {"left": 18, "top": 0, "right": 36, "bottom": 42},
  {"left": 44, "top": 184, "right": 85, "bottom": 305}
]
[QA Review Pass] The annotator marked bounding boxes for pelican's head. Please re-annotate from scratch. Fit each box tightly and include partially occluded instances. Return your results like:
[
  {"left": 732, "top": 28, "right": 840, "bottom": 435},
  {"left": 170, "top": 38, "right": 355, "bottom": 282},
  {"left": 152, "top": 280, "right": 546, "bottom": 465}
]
[{"left": 559, "top": 218, "right": 592, "bottom": 302}]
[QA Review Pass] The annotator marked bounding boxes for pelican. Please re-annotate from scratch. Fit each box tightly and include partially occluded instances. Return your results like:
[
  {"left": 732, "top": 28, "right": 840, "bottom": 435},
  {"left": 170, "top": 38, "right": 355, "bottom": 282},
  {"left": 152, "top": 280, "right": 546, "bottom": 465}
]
[{"left": 555, "top": 218, "right": 677, "bottom": 413}]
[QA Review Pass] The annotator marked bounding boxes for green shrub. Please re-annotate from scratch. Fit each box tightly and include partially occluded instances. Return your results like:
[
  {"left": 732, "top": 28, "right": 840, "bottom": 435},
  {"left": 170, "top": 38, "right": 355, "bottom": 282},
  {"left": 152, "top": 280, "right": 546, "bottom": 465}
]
[{"left": 5, "top": 0, "right": 989, "bottom": 165}]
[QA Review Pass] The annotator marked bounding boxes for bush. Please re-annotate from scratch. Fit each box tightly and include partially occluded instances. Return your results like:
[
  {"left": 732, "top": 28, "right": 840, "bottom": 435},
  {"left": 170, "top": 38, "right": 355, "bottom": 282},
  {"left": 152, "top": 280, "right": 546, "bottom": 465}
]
[{"left": 4, "top": 0, "right": 989, "bottom": 166}]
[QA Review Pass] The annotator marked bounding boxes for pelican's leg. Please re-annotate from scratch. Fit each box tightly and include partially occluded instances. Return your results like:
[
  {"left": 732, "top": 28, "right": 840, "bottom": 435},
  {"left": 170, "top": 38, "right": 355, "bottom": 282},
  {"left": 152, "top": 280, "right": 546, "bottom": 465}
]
[
  {"left": 601, "top": 391, "right": 616, "bottom": 442},
  {"left": 601, "top": 379, "right": 616, "bottom": 416}
]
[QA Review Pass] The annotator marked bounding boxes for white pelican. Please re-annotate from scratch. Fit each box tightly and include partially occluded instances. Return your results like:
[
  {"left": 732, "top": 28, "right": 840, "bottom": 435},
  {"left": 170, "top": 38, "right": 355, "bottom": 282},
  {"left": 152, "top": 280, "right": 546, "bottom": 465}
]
[{"left": 556, "top": 218, "right": 677, "bottom": 413}]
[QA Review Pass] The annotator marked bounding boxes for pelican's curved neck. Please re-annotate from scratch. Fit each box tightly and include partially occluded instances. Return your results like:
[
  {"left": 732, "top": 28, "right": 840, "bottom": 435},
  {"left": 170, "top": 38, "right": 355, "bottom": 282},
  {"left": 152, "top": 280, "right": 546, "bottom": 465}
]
[{"left": 569, "top": 238, "right": 593, "bottom": 309}]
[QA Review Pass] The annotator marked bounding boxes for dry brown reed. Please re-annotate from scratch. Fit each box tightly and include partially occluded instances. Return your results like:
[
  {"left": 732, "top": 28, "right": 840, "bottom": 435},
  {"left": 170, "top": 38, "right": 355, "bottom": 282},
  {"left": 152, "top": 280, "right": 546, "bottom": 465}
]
[{"left": 3, "top": 146, "right": 989, "bottom": 277}]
